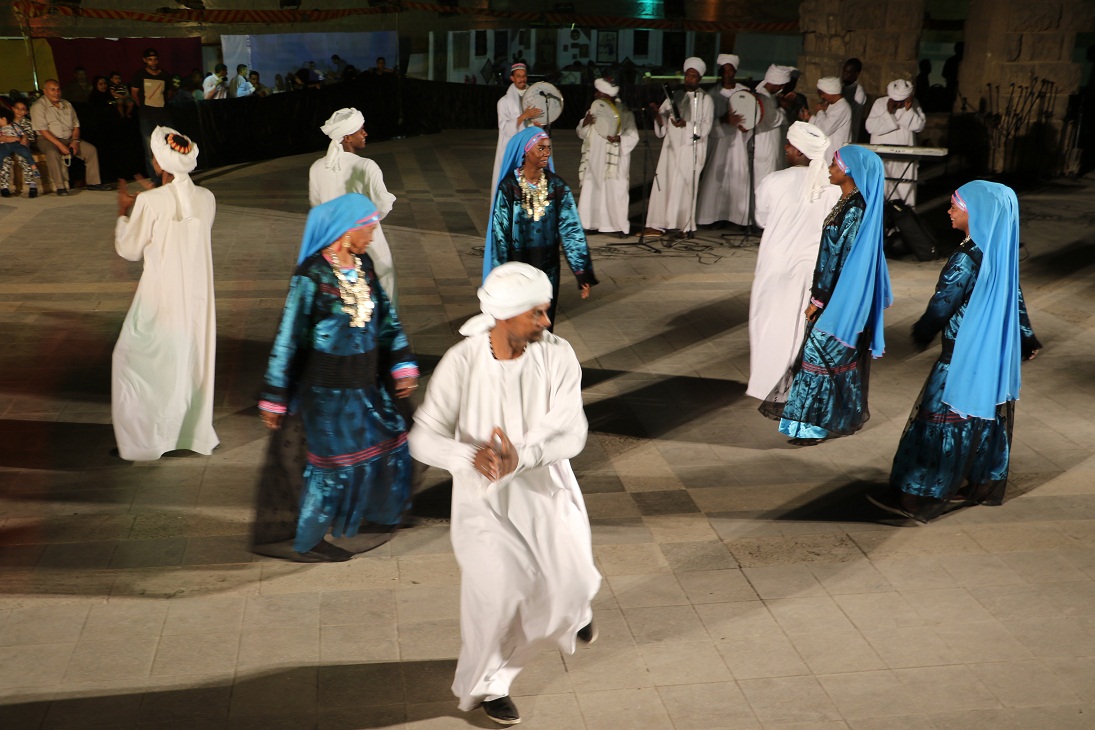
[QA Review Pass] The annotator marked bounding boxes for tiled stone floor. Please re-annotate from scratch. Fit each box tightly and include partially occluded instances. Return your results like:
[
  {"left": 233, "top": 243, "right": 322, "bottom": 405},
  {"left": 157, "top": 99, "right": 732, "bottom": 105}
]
[{"left": 1, "top": 130, "right": 1095, "bottom": 729}]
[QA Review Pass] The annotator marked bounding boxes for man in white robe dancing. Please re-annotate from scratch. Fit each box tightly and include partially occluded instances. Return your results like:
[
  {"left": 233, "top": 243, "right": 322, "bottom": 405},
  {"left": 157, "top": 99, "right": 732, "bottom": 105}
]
[
  {"left": 576, "top": 77, "right": 638, "bottom": 236},
  {"left": 865, "top": 79, "right": 927, "bottom": 205},
  {"left": 491, "top": 63, "right": 542, "bottom": 191},
  {"left": 747, "top": 122, "right": 841, "bottom": 399},
  {"left": 308, "top": 107, "right": 400, "bottom": 304},
  {"left": 408, "top": 262, "right": 601, "bottom": 726},
  {"left": 697, "top": 53, "right": 752, "bottom": 227},
  {"left": 643, "top": 57, "right": 713, "bottom": 237}
]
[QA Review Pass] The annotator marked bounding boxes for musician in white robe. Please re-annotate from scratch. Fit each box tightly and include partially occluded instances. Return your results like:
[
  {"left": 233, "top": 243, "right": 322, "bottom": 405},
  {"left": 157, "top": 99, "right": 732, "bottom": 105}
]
[
  {"left": 865, "top": 79, "right": 927, "bottom": 205},
  {"left": 576, "top": 78, "right": 638, "bottom": 235},
  {"left": 753, "top": 64, "right": 796, "bottom": 192},
  {"left": 747, "top": 122, "right": 841, "bottom": 399},
  {"left": 308, "top": 107, "right": 400, "bottom": 304},
  {"left": 697, "top": 53, "right": 753, "bottom": 227},
  {"left": 112, "top": 127, "right": 218, "bottom": 460},
  {"left": 644, "top": 57, "right": 714, "bottom": 235},
  {"left": 408, "top": 262, "right": 601, "bottom": 726},
  {"left": 841, "top": 58, "right": 868, "bottom": 142},
  {"left": 803, "top": 77, "right": 852, "bottom": 154},
  {"left": 490, "top": 63, "right": 542, "bottom": 190}
]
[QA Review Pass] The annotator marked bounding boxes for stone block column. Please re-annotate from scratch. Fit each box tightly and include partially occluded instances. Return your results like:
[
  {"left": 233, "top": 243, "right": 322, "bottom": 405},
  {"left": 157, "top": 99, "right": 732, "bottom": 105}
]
[{"left": 798, "top": 0, "right": 924, "bottom": 99}]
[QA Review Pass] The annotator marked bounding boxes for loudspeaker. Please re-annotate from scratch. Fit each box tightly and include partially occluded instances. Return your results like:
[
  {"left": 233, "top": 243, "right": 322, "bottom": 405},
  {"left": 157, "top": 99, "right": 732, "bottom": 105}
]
[{"left": 885, "top": 201, "right": 937, "bottom": 261}]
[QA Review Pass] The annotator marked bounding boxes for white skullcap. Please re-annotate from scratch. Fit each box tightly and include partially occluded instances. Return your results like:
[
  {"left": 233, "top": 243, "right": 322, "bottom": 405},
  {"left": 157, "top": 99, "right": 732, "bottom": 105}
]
[
  {"left": 786, "top": 121, "right": 833, "bottom": 203},
  {"left": 683, "top": 57, "right": 706, "bottom": 76},
  {"left": 149, "top": 126, "right": 200, "bottom": 219},
  {"left": 716, "top": 54, "right": 740, "bottom": 71},
  {"left": 817, "top": 76, "right": 842, "bottom": 95},
  {"left": 320, "top": 107, "right": 365, "bottom": 172},
  {"left": 763, "top": 64, "right": 794, "bottom": 85},
  {"left": 887, "top": 79, "right": 914, "bottom": 101},
  {"left": 458, "top": 262, "right": 554, "bottom": 336},
  {"left": 594, "top": 78, "right": 619, "bottom": 97}
]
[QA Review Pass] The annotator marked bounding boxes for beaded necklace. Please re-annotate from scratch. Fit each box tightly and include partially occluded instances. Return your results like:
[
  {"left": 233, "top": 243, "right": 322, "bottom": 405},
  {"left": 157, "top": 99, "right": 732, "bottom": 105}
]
[
  {"left": 823, "top": 186, "right": 860, "bottom": 228},
  {"left": 327, "top": 252, "right": 374, "bottom": 327},
  {"left": 518, "top": 170, "right": 550, "bottom": 221}
]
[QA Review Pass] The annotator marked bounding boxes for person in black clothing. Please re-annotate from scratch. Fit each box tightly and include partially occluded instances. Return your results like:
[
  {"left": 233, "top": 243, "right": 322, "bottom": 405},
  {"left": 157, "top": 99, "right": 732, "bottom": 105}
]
[{"left": 129, "top": 48, "right": 173, "bottom": 183}]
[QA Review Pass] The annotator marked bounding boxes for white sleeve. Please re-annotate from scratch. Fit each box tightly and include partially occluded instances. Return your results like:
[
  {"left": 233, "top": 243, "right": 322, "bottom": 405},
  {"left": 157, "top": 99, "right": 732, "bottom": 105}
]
[
  {"left": 360, "top": 159, "right": 396, "bottom": 219},
  {"left": 497, "top": 93, "right": 519, "bottom": 133},
  {"left": 897, "top": 103, "right": 926, "bottom": 133},
  {"left": 865, "top": 98, "right": 898, "bottom": 137},
  {"left": 619, "top": 112, "right": 639, "bottom": 154},
  {"left": 114, "top": 193, "right": 155, "bottom": 262},
  {"left": 513, "top": 346, "right": 588, "bottom": 473},
  {"left": 408, "top": 348, "right": 478, "bottom": 476},
  {"left": 753, "top": 174, "right": 776, "bottom": 229}
]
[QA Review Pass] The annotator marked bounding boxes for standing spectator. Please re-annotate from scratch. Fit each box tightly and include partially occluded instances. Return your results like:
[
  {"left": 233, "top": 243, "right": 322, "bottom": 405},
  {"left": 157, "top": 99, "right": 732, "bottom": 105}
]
[
  {"left": 248, "top": 71, "right": 270, "bottom": 97},
  {"left": 840, "top": 58, "right": 867, "bottom": 143},
  {"left": 129, "top": 48, "right": 172, "bottom": 183},
  {"left": 942, "top": 42, "right": 964, "bottom": 107},
  {"left": 227, "top": 64, "right": 254, "bottom": 98},
  {"left": 272, "top": 74, "right": 287, "bottom": 94},
  {"left": 109, "top": 72, "right": 135, "bottom": 118},
  {"left": 30, "top": 79, "right": 110, "bottom": 195},
  {"left": 203, "top": 64, "right": 228, "bottom": 100},
  {"left": 329, "top": 54, "right": 347, "bottom": 79},
  {"left": 865, "top": 79, "right": 927, "bottom": 205},
  {"left": 63, "top": 67, "right": 92, "bottom": 103},
  {"left": 88, "top": 76, "right": 113, "bottom": 106}
]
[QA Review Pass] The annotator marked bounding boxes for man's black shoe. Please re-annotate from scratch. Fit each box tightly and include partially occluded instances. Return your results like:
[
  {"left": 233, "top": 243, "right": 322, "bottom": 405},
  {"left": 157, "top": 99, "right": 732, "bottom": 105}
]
[
  {"left": 577, "top": 619, "right": 598, "bottom": 644},
  {"left": 56, "top": 188, "right": 69, "bottom": 196},
  {"left": 481, "top": 695, "right": 521, "bottom": 725},
  {"left": 0, "top": 189, "right": 10, "bottom": 198},
  {"left": 85, "top": 184, "right": 114, "bottom": 192}
]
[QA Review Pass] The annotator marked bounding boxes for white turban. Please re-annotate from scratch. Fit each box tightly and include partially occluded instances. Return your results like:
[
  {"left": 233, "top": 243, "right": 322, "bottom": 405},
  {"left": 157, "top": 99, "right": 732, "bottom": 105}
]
[
  {"left": 594, "top": 78, "right": 619, "bottom": 97},
  {"left": 458, "top": 262, "right": 554, "bottom": 336},
  {"left": 683, "top": 57, "right": 706, "bottom": 76},
  {"left": 887, "top": 79, "right": 914, "bottom": 101},
  {"left": 763, "top": 64, "right": 794, "bottom": 86},
  {"left": 786, "top": 121, "right": 833, "bottom": 203},
  {"left": 817, "top": 76, "right": 842, "bottom": 95},
  {"left": 320, "top": 107, "right": 365, "bottom": 172},
  {"left": 150, "top": 126, "right": 199, "bottom": 219},
  {"left": 716, "top": 54, "right": 740, "bottom": 71}
]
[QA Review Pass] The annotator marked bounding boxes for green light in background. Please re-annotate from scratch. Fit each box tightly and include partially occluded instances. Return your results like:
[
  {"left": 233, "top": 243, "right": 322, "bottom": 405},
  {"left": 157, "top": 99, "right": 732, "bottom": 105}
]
[{"left": 635, "top": 1, "right": 660, "bottom": 19}]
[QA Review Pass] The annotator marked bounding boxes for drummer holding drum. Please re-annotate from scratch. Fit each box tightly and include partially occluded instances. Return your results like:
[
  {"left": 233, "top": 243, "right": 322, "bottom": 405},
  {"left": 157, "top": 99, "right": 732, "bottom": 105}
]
[
  {"left": 576, "top": 78, "right": 638, "bottom": 236},
  {"left": 697, "top": 54, "right": 756, "bottom": 229}
]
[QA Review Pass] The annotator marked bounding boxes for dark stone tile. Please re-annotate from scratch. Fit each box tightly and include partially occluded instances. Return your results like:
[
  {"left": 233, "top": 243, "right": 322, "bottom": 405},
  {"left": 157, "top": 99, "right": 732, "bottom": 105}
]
[
  {"left": 110, "top": 538, "right": 188, "bottom": 569},
  {"left": 632, "top": 490, "right": 701, "bottom": 516},
  {"left": 576, "top": 473, "right": 625, "bottom": 493},
  {"left": 39, "top": 540, "right": 117, "bottom": 569}
]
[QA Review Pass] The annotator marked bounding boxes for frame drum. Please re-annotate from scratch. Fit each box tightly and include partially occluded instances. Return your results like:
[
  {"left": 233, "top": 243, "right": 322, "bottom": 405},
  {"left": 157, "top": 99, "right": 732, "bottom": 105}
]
[
  {"left": 729, "top": 89, "right": 764, "bottom": 130},
  {"left": 591, "top": 99, "right": 621, "bottom": 138},
  {"left": 523, "top": 81, "right": 564, "bottom": 125}
]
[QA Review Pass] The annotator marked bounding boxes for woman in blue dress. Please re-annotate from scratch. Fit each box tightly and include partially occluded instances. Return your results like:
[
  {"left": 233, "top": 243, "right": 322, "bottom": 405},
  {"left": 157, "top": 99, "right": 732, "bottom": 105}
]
[
  {"left": 257, "top": 193, "right": 418, "bottom": 560},
  {"left": 870, "top": 181, "right": 1041, "bottom": 522},
  {"left": 486, "top": 126, "right": 597, "bottom": 327},
  {"left": 760, "top": 145, "right": 892, "bottom": 444}
]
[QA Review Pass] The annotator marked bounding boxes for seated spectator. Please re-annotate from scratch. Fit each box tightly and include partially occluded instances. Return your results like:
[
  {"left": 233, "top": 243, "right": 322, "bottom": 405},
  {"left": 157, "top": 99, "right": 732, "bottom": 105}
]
[
  {"left": 228, "top": 64, "right": 254, "bottom": 98},
  {"left": 272, "top": 74, "right": 286, "bottom": 94},
  {"left": 88, "top": 76, "right": 113, "bottom": 106},
  {"left": 249, "top": 71, "right": 270, "bottom": 97},
  {"left": 329, "top": 54, "right": 347, "bottom": 80},
  {"left": 371, "top": 57, "right": 395, "bottom": 76},
  {"left": 63, "top": 67, "right": 91, "bottom": 103},
  {"left": 0, "top": 105, "right": 41, "bottom": 198},
  {"left": 30, "top": 79, "right": 110, "bottom": 195},
  {"left": 203, "top": 64, "right": 228, "bottom": 100},
  {"left": 341, "top": 66, "right": 358, "bottom": 82},
  {"left": 108, "top": 72, "right": 135, "bottom": 118},
  {"left": 171, "top": 75, "right": 197, "bottom": 106}
]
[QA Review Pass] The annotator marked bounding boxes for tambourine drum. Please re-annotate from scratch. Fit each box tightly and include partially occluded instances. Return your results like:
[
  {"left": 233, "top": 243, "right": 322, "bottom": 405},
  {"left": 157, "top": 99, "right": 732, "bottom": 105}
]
[
  {"left": 729, "top": 89, "right": 764, "bottom": 130},
  {"left": 591, "top": 99, "right": 621, "bottom": 138},
  {"left": 523, "top": 81, "right": 564, "bottom": 125}
]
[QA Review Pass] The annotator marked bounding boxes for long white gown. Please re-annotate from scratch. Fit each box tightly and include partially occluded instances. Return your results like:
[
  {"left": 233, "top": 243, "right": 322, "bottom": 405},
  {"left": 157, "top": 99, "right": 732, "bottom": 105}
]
[
  {"left": 308, "top": 152, "right": 399, "bottom": 305},
  {"left": 112, "top": 181, "right": 219, "bottom": 460},
  {"left": 576, "top": 105, "right": 638, "bottom": 234},
  {"left": 865, "top": 97, "right": 927, "bottom": 205},
  {"left": 752, "top": 86, "right": 788, "bottom": 191},
  {"left": 811, "top": 97, "right": 853, "bottom": 155},
  {"left": 697, "top": 83, "right": 753, "bottom": 226},
  {"left": 491, "top": 84, "right": 525, "bottom": 190},
  {"left": 408, "top": 331, "right": 601, "bottom": 711},
  {"left": 746, "top": 165, "right": 841, "bottom": 399},
  {"left": 645, "top": 89, "right": 713, "bottom": 232}
]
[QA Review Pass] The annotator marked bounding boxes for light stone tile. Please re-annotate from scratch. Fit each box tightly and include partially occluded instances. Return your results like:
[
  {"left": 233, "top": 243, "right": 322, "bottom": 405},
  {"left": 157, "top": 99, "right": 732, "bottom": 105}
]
[
  {"left": 845, "top": 717, "right": 935, "bottom": 730},
  {"left": 741, "top": 565, "right": 827, "bottom": 599},
  {"left": 152, "top": 632, "right": 240, "bottom": 676},
  {"left": 395, "top": 584, "right": 461, "bottom": 623},
  {"left": 162, "top": 596, "right": 247, "bottom": 635},
  {"left": 716, "top": 631, "right": 810, "bottom": 680},
  {"left": 0, "top": 604, "right": 89, "bottom": 647},
  {"left": 622, "top": 605, "right": 707, "bottom": 645},
  {"left": 933, "top": 621, "right": 1034, "bottom": 663},
  {"left": 396, "top": 553, "right": 461, "bottom": 586},
  {"left": 242, "top": 592, "right": 320, "bottom": 630},
  {"left": 766, "top": 595, "right": 857, "bottom": 635},
  {"left": 737, "top": 676, "right": 843, "bottom": 725},
  {"left": 834, "top": 592, "right": 926, "bottom": 631},
  {"left": 899, "top": 587, "right": 995, "bottom": 625},
  {"left": 872, "top": 557, "right": 959, "bottom": 591},
  {"left": 575, "top": 687, "right": 673, "bottom": 730},
  {"left": 637, "top": 640, "right": 731, "bottom": 686},
  {"left": 607, "top": 573, "right": 688, "bottom": 608},
  {"left": 998, "top": 550, "right": 1091, "bottom": 583},
  {"left": 562, "top": 644, "right": 653, "bottom": 692},
  {"left": 80, "top": 600, "right": 168, "bottom": 642},
  {"left": 809, "top": 561, "right": 893, "bottom": 595},
  {"left": 968, "top": 659, "right": 1082, "bottom": 707},
  {"left": 641, "top": 514, "right": 719, "bottom": 543},
  {"left": 319, "top": 588, "right": 396, "bottom": 626},
  {"left": 235, "top": 627, "right": 319, "bottom": 669},
  {"left": 966, "top": 583, "right": 1064, "bottom": 621},
  {"left": 891, "top": 665, "right": 1001, "bottom": 712},
  {"left": 1004, "top": 616, "right": 1095, "bottom": 658},
  {"left": 935, "top": 553, "right": 1028, "bottom": 587},
  {"left": 816, "top": 670, "right": 919, "bottom": 719},
  {"left": 63, "top": 636, "right": 159, "bottom": 682},
  {"left": 1038, "top": 580, "right": 1095, "bottom": 616},
  {"left": 593, "top": 543, "right": 670, "bottom": 575},
  {"left": 787, "top": 627, "right": 887, "bottom": 674},
  {"left": 861, "top": 625, "right": 958, "bottom": 669},
  {"left": 677, "top": 568, "right": 759, "bottom": 604},
  {"left": 0, "top": 642, "right": 74, "bottom": 687},
  {"left": 657, "top": 681, "right": 760, "bottom": 729},
  {"left": 396, "top": 618, "right": 461, "bottom": 661}
]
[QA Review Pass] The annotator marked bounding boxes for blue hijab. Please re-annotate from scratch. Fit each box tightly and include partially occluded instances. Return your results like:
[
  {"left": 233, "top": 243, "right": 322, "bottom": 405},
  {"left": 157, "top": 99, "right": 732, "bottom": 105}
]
[
  {"left": 943, "top": 181, "right": 1022, "bottom": 418},
  {"left": 483, "top": 127, "right": 554, "bottom": 281},
  {"left": 296, "top": 193, "right": 379, "bottom": 265},
  {"left": 815, "top": 145, "right": 892, "bottom": 357}
]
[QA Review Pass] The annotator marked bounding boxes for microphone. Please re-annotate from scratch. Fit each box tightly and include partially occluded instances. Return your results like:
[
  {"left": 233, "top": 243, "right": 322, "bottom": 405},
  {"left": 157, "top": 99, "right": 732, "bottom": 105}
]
[{"left": 539, "top": 90, "right": 561, "bottom": 101}]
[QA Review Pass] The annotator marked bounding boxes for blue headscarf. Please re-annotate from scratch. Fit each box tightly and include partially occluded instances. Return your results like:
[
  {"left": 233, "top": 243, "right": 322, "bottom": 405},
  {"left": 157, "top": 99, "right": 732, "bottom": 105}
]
[
  {"left": 296, "top": 193, "right": 379, "bottom": 265},
  {"left": 483, "top": 127, "right": 555, "bottom": 280},
  {"left": 814, "top": 146, "right": 892, "bottom": 357},
  {"left": 942, "top": 181, "right": 1022, "bottom": 418}
]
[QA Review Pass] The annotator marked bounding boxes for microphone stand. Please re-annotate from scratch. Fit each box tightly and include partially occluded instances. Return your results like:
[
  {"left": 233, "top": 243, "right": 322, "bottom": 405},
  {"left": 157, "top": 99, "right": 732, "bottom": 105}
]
[
  {"left": 609, "top": 105, "right": 660, "bottom": 253},
  {"left": 721, "top": 92, "right": 762, "bottom": 247},
  {"left": 686, "top": 88, "right": 701, "bottom": 242}
]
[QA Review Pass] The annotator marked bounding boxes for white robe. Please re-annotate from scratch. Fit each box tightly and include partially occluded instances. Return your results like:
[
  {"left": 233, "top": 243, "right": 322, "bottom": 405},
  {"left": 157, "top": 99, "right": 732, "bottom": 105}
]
[
  {"left": 811, "top": 97, "right": 853, "bottom": 156},
  {"left": 752, "top": 86, "right": 788, "bottom": 191},
  {"left": 865, "top": 97, "right": 927, "bottom": 206},
  {"left": 645, "top": 89, "right": 714, "bottom": 232},
  {"left": 576, "top": 104, "right": 638, "bottom": 233},
  {"left": 747, "top": 165, "right": 841, "bottom": 399},
  {"left": 842, "top": 82, "right": 868, "bottom": 142},
  {"left": 408, "top": 332, "right": 601, "bottom": 711},
  {"left": 308, "top": 152, "right": 399, "bottom": 305},
  {"left": 491, "top": 84, "right": 527, "bottom": 189},
  {"left": 112, "top": 182, "right": 219, "bottom": 461},
  {"left": 697, "top": 84, "right": 753, "bottom": 226}
]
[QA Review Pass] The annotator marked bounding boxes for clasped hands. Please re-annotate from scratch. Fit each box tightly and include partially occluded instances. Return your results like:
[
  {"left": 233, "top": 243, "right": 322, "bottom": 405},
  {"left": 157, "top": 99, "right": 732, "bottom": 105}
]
[{"left": 473, "top": 427, "right": 518, "bottom": 482}]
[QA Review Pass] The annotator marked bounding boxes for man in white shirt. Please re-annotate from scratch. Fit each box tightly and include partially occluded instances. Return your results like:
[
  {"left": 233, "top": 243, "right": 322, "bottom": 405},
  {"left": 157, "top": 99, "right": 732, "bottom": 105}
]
[
  {"left": 644, "top": 57, "right": 714, "bottom": 236},
  {"left": 491, "top": 62, "right": 542, "bottom": 189},
  {"left": 697, "top": 53, "right": 753, "bottom": 227},
  {"left": 747, "top": 122, "right": 841, "bottom": 399},
  {"left": 576, "top": 77, "right": 638, "bottom": 235},
  {"left": 227, "top": 64, "right": 254, "bottom": 98},
  {"left": 408, "top": 262, "right": 600, "bottom": 727},
  {"left": 202, "top": 64, "right": 228, "bottom": 100},
  {"left": 753, "top": 64, "right": 797, "bottom": 192},
  {"left": 308, "top": 107, "right": 399, "bottom": 304},
  {"left": 865, "top": 79, "right": 927, "bottom": 205},
  {"left": 802, "top": 76, "right": 852, "bottom": 154}
]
